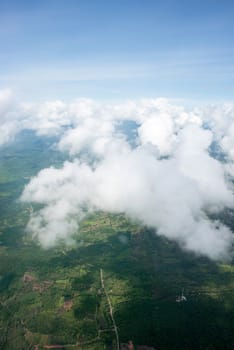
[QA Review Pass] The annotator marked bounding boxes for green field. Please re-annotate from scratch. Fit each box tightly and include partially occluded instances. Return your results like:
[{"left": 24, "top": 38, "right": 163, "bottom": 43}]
[{"left": 0, "top": 131, "right": 234, "bottom": 350}]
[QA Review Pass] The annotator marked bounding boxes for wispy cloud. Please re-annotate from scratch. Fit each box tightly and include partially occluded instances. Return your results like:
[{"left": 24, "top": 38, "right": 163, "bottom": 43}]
[{"left": 1, "top": 48, "right": 234, "bottom": 102}]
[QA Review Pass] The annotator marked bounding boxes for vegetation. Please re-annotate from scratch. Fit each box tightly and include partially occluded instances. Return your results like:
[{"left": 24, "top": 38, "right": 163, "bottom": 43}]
[{"left": 0, "top": 131, "right": 234, "bottom": 349}]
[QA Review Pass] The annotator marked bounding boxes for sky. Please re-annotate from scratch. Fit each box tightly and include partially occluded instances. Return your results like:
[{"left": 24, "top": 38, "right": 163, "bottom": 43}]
[{"left": 0, "top": 0, "right": 234, "bottom": 102}]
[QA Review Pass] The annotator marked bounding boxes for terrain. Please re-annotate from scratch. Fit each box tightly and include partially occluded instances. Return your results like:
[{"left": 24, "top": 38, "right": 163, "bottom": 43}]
[{"left": 0, "top": 131, "right": 234, "bottom": 350}]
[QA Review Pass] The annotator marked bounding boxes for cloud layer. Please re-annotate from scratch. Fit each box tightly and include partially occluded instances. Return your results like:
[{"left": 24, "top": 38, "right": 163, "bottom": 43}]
[{"left": 1, "top": 89, "right": 234, "bottom": 260}]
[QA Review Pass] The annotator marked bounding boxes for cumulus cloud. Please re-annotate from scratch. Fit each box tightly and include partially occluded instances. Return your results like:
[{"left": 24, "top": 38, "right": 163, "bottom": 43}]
[
  {"left": 1, "top": 89, "right": 233, "bottom": 260},
  {"left": 199, "top": 103, "right": 234, "bottom": 161},
  {"left": 21, "top": 130, "right": 234, "bottom": 259}
]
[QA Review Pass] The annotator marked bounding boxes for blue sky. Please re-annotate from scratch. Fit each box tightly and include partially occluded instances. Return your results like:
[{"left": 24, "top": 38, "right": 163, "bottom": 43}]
[{"left": 0, "top": 0, "right": 234, "bottom": 102}]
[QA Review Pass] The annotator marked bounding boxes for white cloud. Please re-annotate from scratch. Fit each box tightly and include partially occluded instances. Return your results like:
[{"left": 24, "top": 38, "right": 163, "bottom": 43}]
[
  {"left": 20, "top": 123, "right": 234, "bottom": 260},
  {"left": 199, "top": 103, "right": 234, "bottom": 161},
  {"left": 1, "top": 88, "right": 233, "bottom": 259}
]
